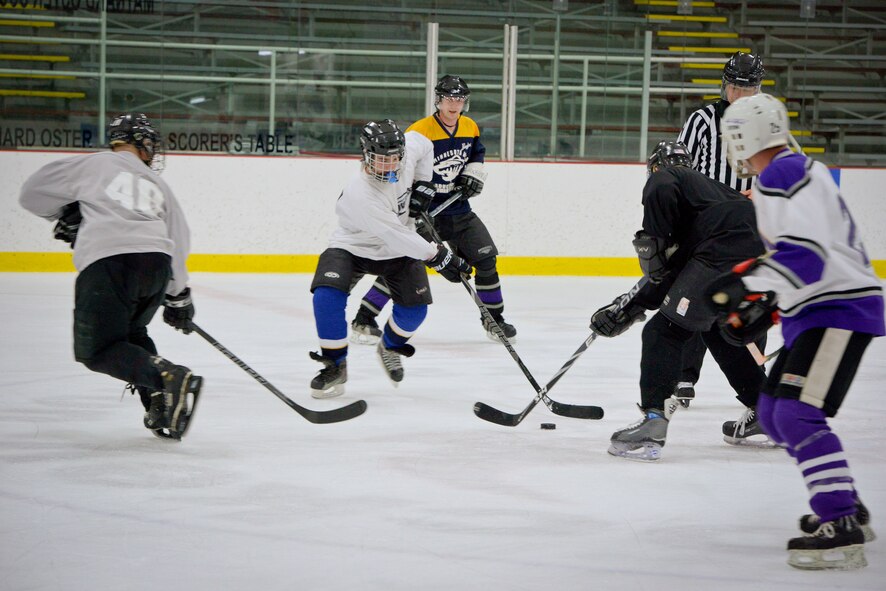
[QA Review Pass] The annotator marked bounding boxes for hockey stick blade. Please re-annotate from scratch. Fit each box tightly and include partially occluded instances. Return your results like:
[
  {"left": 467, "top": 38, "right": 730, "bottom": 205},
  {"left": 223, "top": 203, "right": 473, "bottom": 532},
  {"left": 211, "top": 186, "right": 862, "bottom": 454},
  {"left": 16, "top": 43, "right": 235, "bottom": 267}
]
[
  {"left": 421, "top": 210, "right": 603, "bottom": 426},
  {"left": 191, "top": 323, "right": 367, "bottom": 424}
]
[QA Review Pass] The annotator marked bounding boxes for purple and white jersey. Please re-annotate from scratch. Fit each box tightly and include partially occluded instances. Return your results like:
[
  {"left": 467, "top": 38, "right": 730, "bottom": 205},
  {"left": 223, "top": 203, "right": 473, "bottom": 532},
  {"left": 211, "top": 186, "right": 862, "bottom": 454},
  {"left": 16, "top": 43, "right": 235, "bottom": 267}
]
[{"left": 742, "top": 149, "right": 884, "bottom": 347}]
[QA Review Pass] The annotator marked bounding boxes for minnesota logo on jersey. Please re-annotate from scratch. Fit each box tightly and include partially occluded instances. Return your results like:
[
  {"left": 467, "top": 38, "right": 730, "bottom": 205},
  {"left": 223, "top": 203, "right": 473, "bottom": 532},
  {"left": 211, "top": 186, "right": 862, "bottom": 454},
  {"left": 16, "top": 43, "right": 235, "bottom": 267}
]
[{"left": 407, "top": 114, "right": 485, "bottom": 198}]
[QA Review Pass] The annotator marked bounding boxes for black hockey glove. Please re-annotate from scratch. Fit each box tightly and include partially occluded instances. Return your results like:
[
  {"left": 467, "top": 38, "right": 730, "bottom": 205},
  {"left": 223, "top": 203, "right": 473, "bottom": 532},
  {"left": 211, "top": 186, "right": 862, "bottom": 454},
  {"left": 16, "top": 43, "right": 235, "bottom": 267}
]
[
  {"left": 53, "top": 202, "right": 82, "bottom": 248},
  {"left": 409, "top": 180, "right": 436, "bottom": 218},
  {"left": 453, "top": 162, "right": 487, "bottom": 199},
  {"left": 706, "top": 257, "right": 780, "bottom": 347},
  {"left": 163, "top": 287, "right": 195, "bottom": 334},
  {"left": 590, "top": 295, "right": 647, "bottom": 338},
  {"left": 426, "top": 244, "right": 472, "bottom": 283}
]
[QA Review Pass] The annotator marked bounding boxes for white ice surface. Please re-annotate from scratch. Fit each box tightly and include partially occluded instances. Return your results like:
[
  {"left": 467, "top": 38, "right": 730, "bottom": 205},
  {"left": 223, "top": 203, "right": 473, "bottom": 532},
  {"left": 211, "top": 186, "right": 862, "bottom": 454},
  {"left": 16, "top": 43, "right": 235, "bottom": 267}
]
[{"left": 1, "top": 273, "right": 884, "bottom": 591}]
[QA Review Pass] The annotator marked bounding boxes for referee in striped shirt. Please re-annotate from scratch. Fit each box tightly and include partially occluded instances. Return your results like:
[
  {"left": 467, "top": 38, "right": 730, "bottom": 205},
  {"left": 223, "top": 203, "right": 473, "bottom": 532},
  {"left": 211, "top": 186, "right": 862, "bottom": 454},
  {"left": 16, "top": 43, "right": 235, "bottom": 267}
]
[
  {"left": 673, "top": 51, "right": 765, "bottom": 406},
  {"left": 678, "top": 51, "right": 765, "bottom": 193}
]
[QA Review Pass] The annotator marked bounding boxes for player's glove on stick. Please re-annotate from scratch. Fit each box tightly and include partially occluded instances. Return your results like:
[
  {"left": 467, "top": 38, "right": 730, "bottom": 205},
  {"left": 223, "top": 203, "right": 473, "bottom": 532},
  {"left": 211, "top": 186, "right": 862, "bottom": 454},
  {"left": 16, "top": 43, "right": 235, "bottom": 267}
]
[
  {"left": 590, "top": 296, "right": 647, "bottom": 338},
  {"left": 53, "top": 202, "right": 82, "bottom": 248},
  {"left": 706, "top": 257, "right": 780, "bottom": 346},
  {"left": 454, "top": 162, "right": 487, "bottom": 198},
  {"left": 426, "top": 244, "right": 472, "bottom": 283},
  {"left": 409, "top": 180, "right": 436, "bottom": 218},
  {"left": 163, "top": 287, "right": 195, "bottom": 334}
]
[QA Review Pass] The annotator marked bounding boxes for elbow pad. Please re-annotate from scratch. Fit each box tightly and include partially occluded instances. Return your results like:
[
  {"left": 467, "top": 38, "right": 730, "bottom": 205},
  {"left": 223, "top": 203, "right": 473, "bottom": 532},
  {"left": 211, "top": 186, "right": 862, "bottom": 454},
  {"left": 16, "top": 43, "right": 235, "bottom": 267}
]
[{"left": 633, "top": 231, "right": 677, "bottom": 284}]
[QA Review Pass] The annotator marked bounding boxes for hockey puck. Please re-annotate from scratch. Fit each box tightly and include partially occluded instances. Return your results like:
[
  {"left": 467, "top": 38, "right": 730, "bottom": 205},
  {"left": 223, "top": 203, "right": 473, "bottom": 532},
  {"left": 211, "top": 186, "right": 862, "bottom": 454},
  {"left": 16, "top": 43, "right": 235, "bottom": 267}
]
[{"left": 540, "top": 423, "right": 556, "bottom": 430}]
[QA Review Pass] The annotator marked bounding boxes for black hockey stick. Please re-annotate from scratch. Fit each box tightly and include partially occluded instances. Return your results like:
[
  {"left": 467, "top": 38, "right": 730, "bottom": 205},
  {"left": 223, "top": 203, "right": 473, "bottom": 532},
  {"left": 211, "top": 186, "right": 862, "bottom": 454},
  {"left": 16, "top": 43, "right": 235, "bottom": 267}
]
[
  {"left": 191, "top": 323, "right": 367, "bottom": 424},
  {"left": 420, "top": 211, "right": 605, "bottom": 425},
  {"left": 472, "top": 277, "right": 649, "bottom": 426}
]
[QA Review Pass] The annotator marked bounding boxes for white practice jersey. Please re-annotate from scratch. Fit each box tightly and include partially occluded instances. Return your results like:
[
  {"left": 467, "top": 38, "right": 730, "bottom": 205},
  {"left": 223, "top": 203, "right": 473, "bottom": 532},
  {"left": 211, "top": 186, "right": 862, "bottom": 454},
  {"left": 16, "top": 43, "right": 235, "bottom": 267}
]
[
  {"left": 329, "top": 131, "right": 437, "bottom": 261},
  {"left": 742, "top": 150, "right": 884, "bottom": 346},
  {"left": 19, "top": 150, "right": 191, "bottom": 296}
]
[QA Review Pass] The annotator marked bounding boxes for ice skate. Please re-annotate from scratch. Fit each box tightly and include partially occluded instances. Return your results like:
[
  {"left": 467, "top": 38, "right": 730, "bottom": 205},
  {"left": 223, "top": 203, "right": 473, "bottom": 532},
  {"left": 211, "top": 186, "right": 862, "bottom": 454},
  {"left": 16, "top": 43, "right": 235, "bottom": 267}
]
[
  {"left": 350, "top": 310, "right": 382, "bottom": 345},
  {"left": 377, "top": 341, "right": 414, "bottom": 386},
  {"left": 608, "top": 398, "right": 678, "bottom": 462},
  {"left": 309, "top": 352, "right": 347, "bottom": 399},
  {"left": 147, "top": 356, "right": 203, "bottom": 440},
  {"left": 787, "top": 514, "right": 867, "bottom": 570},
  {"left": 482, "top": 314, "right": 517, "bottom": 343},
  {"left": 800, "top": 500, "right": 876, "bottom": 543},
  {"left": 722, "top": 406, "right": 776, "bottom": 447},
  {"left": 675, "top": 381, "right": 695, "bottom": 409}
]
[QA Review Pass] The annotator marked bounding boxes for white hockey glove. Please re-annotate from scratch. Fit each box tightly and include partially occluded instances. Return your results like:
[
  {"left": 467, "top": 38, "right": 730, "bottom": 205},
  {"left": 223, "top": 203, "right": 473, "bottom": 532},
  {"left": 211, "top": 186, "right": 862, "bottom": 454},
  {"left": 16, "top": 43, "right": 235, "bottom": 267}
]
[{"left": 454, "top": 162, "right": 487, "bottom": 198}]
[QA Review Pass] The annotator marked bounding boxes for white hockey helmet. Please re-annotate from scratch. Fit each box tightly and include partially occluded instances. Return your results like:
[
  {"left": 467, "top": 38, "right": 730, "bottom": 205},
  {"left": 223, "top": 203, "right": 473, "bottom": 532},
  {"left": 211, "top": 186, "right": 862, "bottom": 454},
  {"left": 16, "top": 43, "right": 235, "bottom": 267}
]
[{"left": 721, "top": 93, "right": 799, "bottom": 178}]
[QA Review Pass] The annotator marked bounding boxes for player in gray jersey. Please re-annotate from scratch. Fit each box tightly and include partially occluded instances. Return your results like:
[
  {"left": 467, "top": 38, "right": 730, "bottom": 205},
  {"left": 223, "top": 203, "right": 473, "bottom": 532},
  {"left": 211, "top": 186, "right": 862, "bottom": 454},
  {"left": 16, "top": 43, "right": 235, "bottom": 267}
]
[
  {"left": 673, "top": 51, "right": 766, "bottom": 408},
  {"left": 19, "top": 113, "right": 202, "bottom": 441}
]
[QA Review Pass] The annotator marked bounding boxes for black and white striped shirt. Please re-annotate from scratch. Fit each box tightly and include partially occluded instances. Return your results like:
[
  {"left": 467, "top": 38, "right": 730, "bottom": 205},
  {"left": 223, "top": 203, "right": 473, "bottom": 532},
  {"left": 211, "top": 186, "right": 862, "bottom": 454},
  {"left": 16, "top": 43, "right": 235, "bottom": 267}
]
[{"left": 677, "top": 100, "right": 753, "bottom": 192}]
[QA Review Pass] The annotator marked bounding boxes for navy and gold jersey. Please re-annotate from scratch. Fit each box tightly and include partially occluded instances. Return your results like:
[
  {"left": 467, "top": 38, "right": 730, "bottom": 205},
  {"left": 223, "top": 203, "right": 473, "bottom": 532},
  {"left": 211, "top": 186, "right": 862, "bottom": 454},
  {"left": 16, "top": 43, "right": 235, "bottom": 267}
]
[{"left": 406, "top": 113, "right": 486, "bottom": 216}]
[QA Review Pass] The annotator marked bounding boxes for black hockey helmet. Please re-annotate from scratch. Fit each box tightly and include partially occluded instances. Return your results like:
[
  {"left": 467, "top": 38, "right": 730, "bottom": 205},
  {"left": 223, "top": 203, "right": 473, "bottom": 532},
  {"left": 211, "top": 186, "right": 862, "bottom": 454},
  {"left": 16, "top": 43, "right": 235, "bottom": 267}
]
[
  {"left": 360, "top": 119, "right": 406, "bottom": 183},
  {"left": 108, "top": 112, "right": 163, "bottom": 170},
  {"left": 434, "top": 74, "right": 470, "bottom": 112},
  {"left": 647, "top": 141, "right": 693, "bottom": 176},
  {"left": 722, "top": 51, "right": 765, "bottom": 87}
]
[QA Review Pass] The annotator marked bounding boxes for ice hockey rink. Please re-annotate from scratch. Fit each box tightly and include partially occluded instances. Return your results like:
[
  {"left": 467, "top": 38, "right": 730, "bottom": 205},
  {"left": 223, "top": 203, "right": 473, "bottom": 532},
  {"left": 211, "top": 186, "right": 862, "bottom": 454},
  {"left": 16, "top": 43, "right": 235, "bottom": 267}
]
[{"left": 1, "top": 272, "right": 884, "bottom": 591}]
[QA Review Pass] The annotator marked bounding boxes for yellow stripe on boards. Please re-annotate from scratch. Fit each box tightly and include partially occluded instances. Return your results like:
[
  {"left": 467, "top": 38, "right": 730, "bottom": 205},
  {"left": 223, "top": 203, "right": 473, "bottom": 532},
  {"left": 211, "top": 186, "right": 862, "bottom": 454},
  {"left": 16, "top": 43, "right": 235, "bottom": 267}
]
[
  {"left": 186, "top": 254, "right": 320, "bottom": 273},
  {"left": 2, "top": 252, "right": 884, "bottom": 277}
]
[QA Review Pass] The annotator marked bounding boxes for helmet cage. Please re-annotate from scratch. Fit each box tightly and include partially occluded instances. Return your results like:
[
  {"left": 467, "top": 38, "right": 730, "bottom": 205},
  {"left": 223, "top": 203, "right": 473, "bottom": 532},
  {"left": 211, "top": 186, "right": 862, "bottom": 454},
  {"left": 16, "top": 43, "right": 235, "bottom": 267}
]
[
  {"left": 360, "top": 119, "right": 406, "bottom": 183},
  {"left": 434, "top": 75, "right": 471, "bottom": 113}
]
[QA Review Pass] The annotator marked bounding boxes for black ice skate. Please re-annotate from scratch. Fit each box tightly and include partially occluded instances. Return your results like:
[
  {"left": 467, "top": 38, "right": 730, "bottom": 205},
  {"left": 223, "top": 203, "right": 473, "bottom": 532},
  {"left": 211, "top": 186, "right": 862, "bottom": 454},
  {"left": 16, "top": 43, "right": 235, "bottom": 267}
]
[
  {"left": 800, "top": 500, "right": 876, "bottom": 543},
  {"left": 146, "top": 356, "right": 203, "bottom": 440},
  {"left": 350, "top": 310, "right": 382, "bottom": 346},
  {"left": 722, "top": 407, "right": 776, "bottom": 448},
  {"left": 608, "top": 398, "right": 679, "bottom": 462},
  {"left": 481, "top": 314, "right": 517, "bottom": 343},
  {"left": 377, "top": 341, "right": 414, "bottom": 386},
  {"left": 787, "top": 514, "right": 867, "bottom": 570},
  {"left": 675, "top": 381, "right": 695, "bottom": 409},
  {"left": 309, "top": 352, "right": 347, "bottom": 399}
]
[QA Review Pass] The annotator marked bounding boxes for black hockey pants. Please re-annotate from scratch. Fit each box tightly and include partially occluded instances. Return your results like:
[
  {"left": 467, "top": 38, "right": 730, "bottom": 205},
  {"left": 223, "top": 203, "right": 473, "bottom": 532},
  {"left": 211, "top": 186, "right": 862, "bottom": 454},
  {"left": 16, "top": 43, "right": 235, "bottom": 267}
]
[{"left": 74, "top": 253, "right": 172, "bottom": 394}]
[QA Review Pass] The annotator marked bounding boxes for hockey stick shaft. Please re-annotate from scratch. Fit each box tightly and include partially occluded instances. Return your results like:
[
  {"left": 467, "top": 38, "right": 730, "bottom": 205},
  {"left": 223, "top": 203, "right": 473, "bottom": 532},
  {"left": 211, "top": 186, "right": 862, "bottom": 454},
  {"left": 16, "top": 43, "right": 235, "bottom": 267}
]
[
  {"left": 747, "top": 342, "right": 783, "bottom": 365},
  {"left": 428, "top": 190, "right": 464, "bottom": 218},
  {"left": 190, "top": 323, "right": 367, "bottom": 424},
  {"left": 473, "top": 277, "right": 649, "bottom": 425},
  {"left": 420, "top": 212, "right": 604, "bottom": 425}
]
